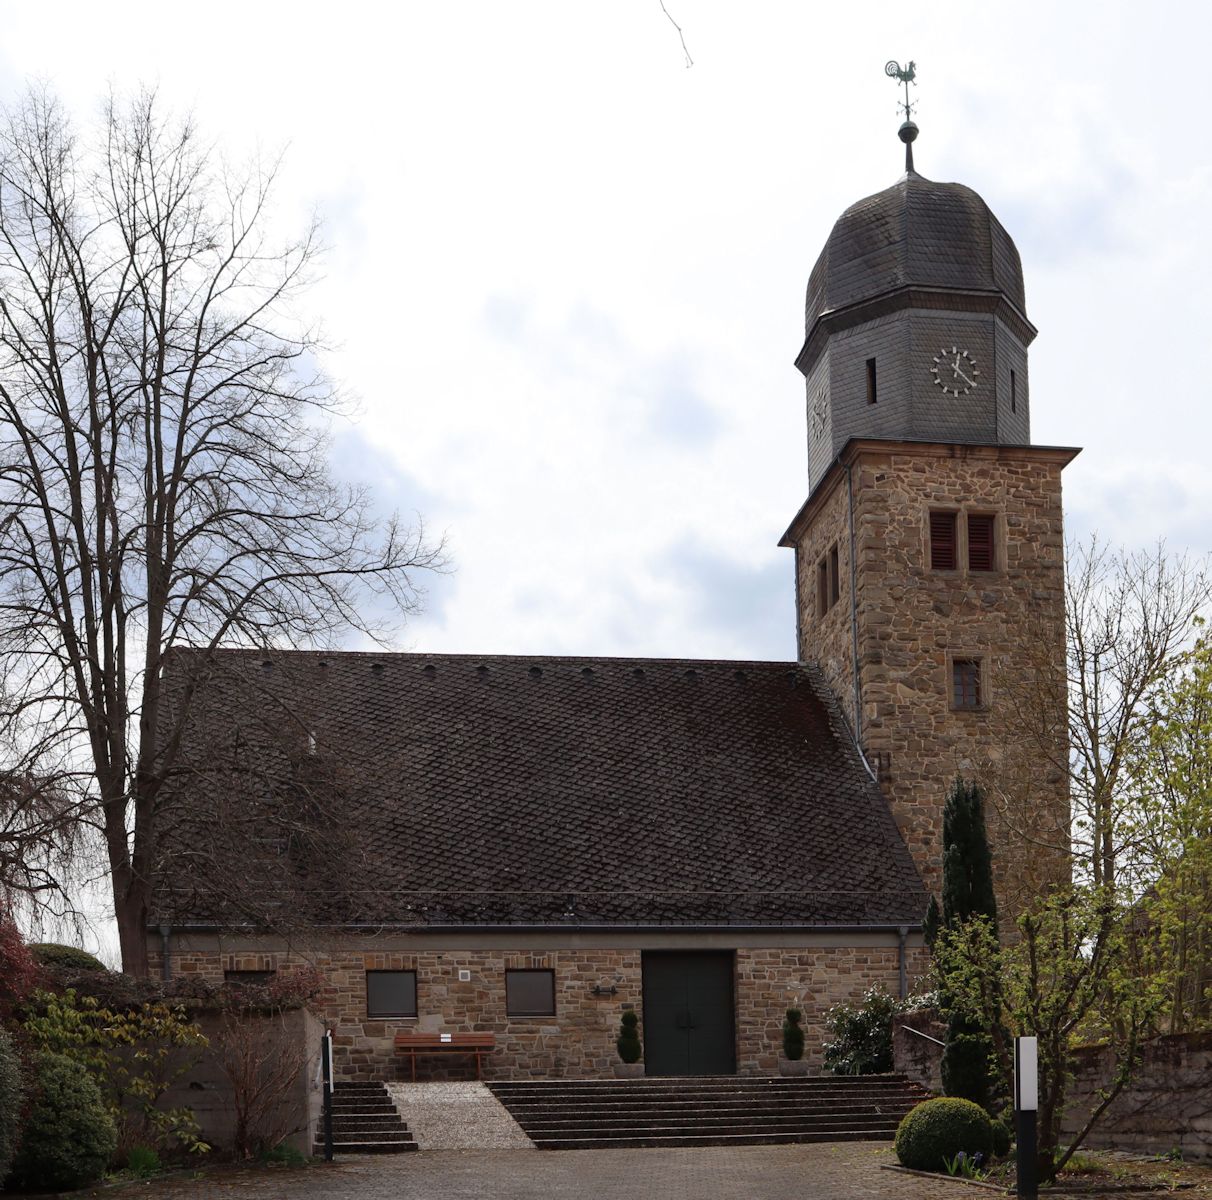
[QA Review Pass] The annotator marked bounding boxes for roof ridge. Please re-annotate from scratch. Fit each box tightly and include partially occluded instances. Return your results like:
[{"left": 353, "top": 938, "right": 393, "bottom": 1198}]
[{"left": 188, "top": 648, "right": 804, "bottom": 670}]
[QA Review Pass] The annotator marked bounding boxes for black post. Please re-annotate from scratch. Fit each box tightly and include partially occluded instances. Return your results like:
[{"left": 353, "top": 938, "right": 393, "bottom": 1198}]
[
  {"left": 1015, "top": 1036, "right": 1038, "bottom": 1200},
  {"left": 321, "top": 1029, "right": 334, "bottom": 1162}
]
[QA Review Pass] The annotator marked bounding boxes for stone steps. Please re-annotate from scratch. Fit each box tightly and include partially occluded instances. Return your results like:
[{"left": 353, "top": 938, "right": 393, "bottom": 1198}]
[
  {"left": 314, "top": 1082, "right": 418, "bottom": 1156},
  {"left": 488, "top": 1073, "right": 930, "bottom": 1151}
]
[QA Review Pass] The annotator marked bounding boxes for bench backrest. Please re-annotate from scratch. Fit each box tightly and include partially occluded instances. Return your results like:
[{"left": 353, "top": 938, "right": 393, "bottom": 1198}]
[{"left": 394, "top": 1031, "right": 495, "bottom": 1049}]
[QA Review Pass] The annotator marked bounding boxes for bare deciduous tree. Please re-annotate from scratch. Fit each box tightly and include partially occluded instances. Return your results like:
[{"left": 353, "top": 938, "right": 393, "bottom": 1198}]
[
  {"left": 986, "top": 537, "right": 1210, "bottom": 895},
  {"left": 0, "top": 88, "right": 444, "bottom": 974}
]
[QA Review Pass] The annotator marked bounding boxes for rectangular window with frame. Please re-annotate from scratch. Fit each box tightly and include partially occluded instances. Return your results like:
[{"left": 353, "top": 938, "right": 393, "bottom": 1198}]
[
  {"left": 506, "top": 969, "right": 555, "bottom": 1017},
  {"left": 366, "top": 970, "right": 417, "bottom": 1018},
  {"left": 829, "top": 544, "right": 840, "bottom": 606},
  {"left": 930, "top": 511, "right": 958, "bottom": 571},
  {"left": 967, "top": 514, "right": 995, "bottom": 571},
  {"left": 952, "top": 658, "right": 983, "bottom": 710},
  {"left": 817, "top": 557, "right": 829, "bottom": 619}
]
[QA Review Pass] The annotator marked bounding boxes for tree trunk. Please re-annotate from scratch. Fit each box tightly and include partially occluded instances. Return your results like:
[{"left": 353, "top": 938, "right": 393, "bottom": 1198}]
[{"left": 115, "top": 869, "right": 151, "bottom": 978}]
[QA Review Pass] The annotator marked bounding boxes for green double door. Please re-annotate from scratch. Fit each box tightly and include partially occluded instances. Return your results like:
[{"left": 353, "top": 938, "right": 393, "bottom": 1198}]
[{"left": 641, "top": 951, "right": 736, "bottom": 1076}]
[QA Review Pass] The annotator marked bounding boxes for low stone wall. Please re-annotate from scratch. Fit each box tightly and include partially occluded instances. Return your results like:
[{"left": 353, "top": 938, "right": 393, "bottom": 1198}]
[
  {"left": 892, "top": 1018, "right": 1212, "bottom": 1162},
  {"left": 892, "top": 1008, "right": 944, "bottom": 1093},
  {"left": 1062, "top": 1033, "right": 1212, "bottom": 1162},
  {"left": 161, "top": 1006, "right": 323, "bottom": 1157}
]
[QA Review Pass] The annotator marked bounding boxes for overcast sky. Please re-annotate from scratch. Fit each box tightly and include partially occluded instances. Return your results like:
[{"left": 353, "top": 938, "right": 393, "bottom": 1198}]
[{"left": 3, "top": 0, "right": 1209, "bottom": 668}]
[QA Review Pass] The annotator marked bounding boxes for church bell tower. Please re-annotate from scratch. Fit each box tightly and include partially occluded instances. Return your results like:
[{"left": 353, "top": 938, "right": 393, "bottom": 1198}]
[{"left": 780, "top": 70, "right": 1077, "bottom": 909}]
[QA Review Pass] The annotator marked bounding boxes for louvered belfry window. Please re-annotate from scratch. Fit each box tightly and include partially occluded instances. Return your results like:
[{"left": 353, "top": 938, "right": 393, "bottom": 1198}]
[
  {"left": 930, "top": 512, "right": 958, "bottom": 571},
  {"left": 968, "top": 514, "right": 995, "bottom": 571}
]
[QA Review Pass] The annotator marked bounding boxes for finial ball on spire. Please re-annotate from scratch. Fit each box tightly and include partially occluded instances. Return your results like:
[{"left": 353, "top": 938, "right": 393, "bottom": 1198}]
[{"left": 899, "top": 120, "right": 919, "bottom": 145}]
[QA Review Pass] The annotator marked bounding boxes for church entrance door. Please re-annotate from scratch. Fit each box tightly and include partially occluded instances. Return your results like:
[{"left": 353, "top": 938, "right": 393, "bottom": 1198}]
[{"left": 641, "top": 951, "right": 736, "bottom": 1075}]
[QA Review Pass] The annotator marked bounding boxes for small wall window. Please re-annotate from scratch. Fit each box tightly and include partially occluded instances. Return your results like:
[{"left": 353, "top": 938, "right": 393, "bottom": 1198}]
[
  {"left": 367, "top": 970, "right": 418, "bottom": 1018},
  {"left": 952, "top": 659, "right": 983, "bottom": 710},
  {"left": 224, "top": 970, "right": 275, "bottom": 987},
  {"left": 816, "top": 542, "right": 841, "bottom": 618},
  {"left": 930, "top": 512, "right": 958, "bottom": 571},
  {"left": 506, "top": 969, "right": 555, "bottom": 1017},
  {"left": 1010, "top": 369, "right": 1017, "bottom": 414},
  {"left": 866, "top": 357, "right": 877, "bottom": 405},
  {"left": 967, "top": 514, "right": 995, "bottom": 571}
]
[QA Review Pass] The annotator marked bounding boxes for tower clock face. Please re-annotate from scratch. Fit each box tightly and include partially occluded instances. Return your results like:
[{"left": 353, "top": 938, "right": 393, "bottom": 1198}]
[
  {"left": 810, "top": 387, "right": 828, "bottom": 440},
  {"left": 930, "top": 346, "right": 981, "bottom": 396}
]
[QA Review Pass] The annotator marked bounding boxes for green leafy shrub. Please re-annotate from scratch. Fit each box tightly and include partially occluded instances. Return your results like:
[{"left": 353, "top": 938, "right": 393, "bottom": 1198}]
[
  {"left": 990, "top": 1116, "right": 1012, "bottom": 1158},
  {"left": 895, "top": 1097, "right": 994, "bottom": 1172},
  {"left": 21, "top": 988, "right": 208, "bottom": 1157},
  {"left": 0, "top": 1027, "right": 24, "bottom": 1182},
  {"left": 822, "top": 986, "right": 902, "bottom": 1075},
  {"left": 8, "top": 1050, "right": 117, "bottom": 1191},
  {"left": 616, "top": 1010, "right": 642, "bottom": 1063},
  {"left": 258, "top": 1141, "right": 307, "bottom": 1167},
  {"left": 125, "top": 1144, "right": 162, "bottom": 1176},
  {"left": 30, "top": 941, "right": 108, "bottom": 971},
  {"left": 782, "top": 1008, "right": 805, "bottom": 1061}
]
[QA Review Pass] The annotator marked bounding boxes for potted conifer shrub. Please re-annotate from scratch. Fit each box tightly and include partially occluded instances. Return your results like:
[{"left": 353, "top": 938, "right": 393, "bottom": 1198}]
[
  {"left": 780, "top": 1007, "right": 809, "bottom": 1076},
  {"left": 614, "top": 1009, "right": 644, "bottom": 1077}
]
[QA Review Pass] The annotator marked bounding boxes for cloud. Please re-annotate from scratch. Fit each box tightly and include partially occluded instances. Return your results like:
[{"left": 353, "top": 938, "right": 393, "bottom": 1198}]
[{"left": 663, "top": 538, "right": 795, "bottom": 661}]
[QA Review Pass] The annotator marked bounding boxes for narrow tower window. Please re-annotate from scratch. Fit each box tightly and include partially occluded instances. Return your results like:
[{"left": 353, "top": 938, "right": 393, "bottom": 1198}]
[
  {"left": 952, "top": 659, "right": 983, "bottom": 710},
  {"left": 829, "top": 544, "right": 840, "bottom": 606},
  {"left": 967, "top": 514, "right": 995, "bottom": 572},
  {"left": 866, "top": 358, "right": 877, "bottom": 405},
  {"left": 1010, "top": 369, "right": 1017, "bottom": 413},
  {"left": 930, "top": 512, "right": 958, "bottom": 571},
  {"left": 817, "top": 558, "right": 829, "bottom": 619}
]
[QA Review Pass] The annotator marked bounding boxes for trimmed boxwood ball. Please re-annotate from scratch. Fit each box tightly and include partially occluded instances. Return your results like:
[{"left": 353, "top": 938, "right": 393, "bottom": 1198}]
[
  {"left": 895, "top": 1097, "right": 994, "bottom": 1172},
  {"left": 7, "top": 1050, "right": 117, "bottom": 1192}
]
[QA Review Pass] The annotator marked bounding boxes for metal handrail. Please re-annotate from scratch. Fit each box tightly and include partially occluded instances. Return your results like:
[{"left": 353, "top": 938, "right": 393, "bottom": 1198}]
[{"left": 900, "top": 1025, "right": 945, "bottom": 1047}]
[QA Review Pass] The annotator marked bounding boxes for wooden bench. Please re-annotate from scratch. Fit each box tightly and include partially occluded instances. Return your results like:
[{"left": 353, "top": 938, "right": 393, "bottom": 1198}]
[{"left": 394, "top": 1031, "right": 496, "bottom": 1081}]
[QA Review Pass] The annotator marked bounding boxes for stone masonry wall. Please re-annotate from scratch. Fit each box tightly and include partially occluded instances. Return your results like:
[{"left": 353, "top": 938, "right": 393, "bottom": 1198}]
[
  {"left": 1061, "top": 1033, "right": 1212, "bottom": 1161},
  {"left": 152, "top": 935, "right": 926, "bottom": 1081},
  {"left": 738, "top": 944, "right": 931, "bottom": 1073},
  {"left": 794, "top": 443, "right": 1072, "bottom": 915},
  {"left": 793, "top": 469, "right": 856, "bottom": 732}
]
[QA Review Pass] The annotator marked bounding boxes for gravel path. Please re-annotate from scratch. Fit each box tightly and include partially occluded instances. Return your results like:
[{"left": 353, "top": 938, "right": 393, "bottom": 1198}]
[{"left": 385, "top": 1080, "right": 535, "bottom": 1149}]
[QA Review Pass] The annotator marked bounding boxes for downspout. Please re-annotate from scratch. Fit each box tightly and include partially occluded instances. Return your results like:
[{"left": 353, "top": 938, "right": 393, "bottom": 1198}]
[
  {"left": 158, "top": 924, "right": 172, "bottom": 983},
  {"left": 897, "top": 925, "right": 909, "bottom": 1000},
  {"left": 844, "top": 460, "right": 877, "bottom": 783}
]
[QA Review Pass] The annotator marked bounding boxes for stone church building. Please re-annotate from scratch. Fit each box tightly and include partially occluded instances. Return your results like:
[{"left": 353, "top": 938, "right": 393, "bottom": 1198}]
[{"left": 150, "top": 131, "right": 1074, "bottom": 1081}]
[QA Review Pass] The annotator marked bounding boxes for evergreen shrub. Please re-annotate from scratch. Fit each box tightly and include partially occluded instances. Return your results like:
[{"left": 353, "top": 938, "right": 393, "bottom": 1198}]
[
  {"left": 616, "top": 1010, "right": 642, "bottom": 1063},
  {"left": 8, "top": 1050, "right": 117, "bottom": 1192},
  {"left": 30, "top": 942, "right": 108, "bottom": 972},
  {"left": 941, "top": 1028, "right": 994, "bottom": 1109},
  {"left": 895, "top": 1097, "right": 994, "bottom": 1172},
  {"left": 0, "top": 1027, "right": 23, "bottom": 1183},
  {"left": 990, "top": 1116, "right": 1013, "bottom": 1158},
  {"left": 782, "top": 1008, "right": 805, "bottom": 1061}
]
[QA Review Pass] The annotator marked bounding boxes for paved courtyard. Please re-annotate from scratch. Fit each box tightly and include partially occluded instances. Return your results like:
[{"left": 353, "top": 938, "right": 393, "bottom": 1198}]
[{"left": 99, "top": 1142, "right": 967, "bottom": 1200}]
